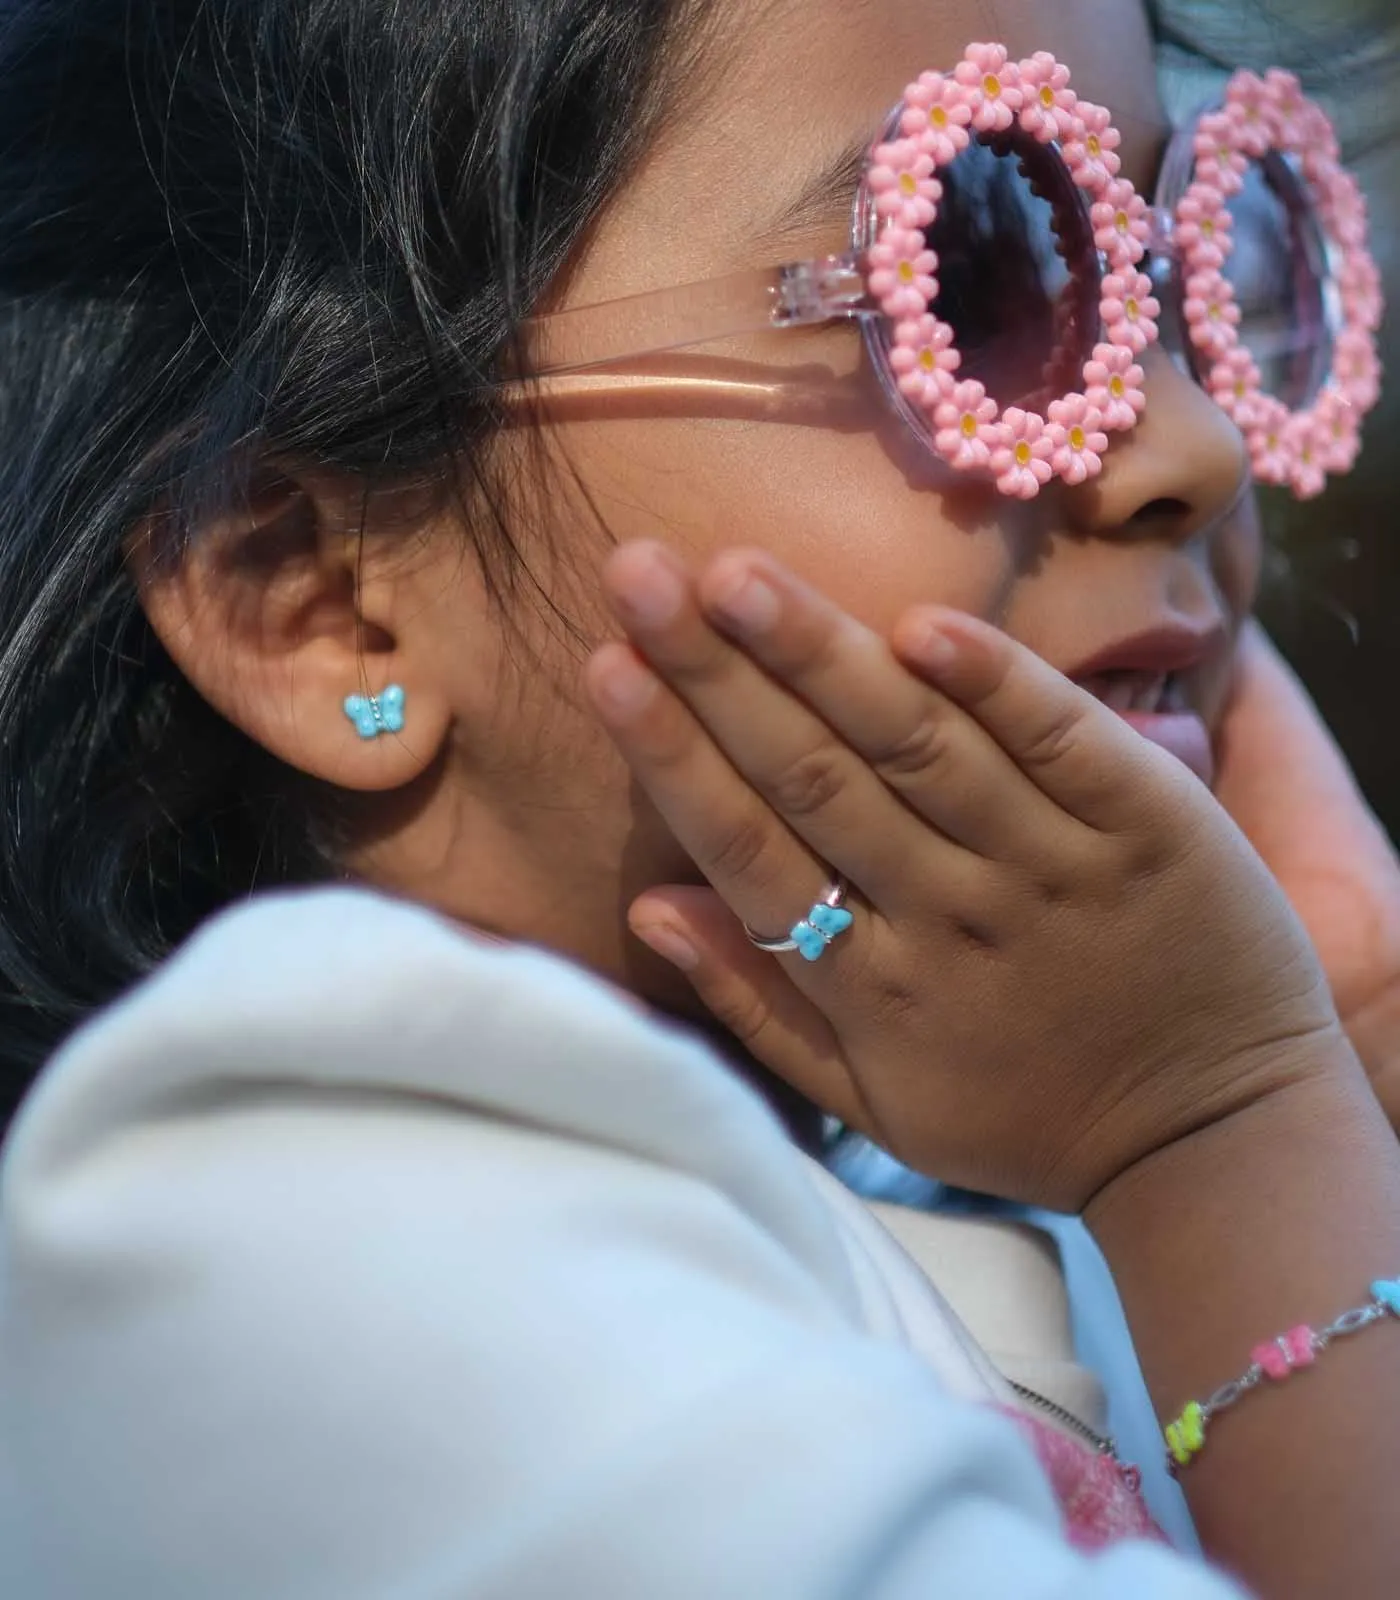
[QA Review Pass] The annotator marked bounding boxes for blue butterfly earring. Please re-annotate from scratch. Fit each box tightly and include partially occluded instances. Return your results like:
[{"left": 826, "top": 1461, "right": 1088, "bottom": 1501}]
[{"left": 343, "top": 684, "right": 406, "bottom": 740}]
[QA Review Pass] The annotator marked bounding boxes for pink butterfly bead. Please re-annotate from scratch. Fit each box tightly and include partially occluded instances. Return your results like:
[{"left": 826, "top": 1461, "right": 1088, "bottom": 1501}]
[{"left": 1252, "top": 1325, "right": 1316, "bottom": 1381}]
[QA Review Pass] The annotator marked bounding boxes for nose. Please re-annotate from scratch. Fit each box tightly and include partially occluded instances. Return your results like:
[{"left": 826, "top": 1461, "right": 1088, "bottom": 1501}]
[{"left": 1063, "top": 346, "right": 1250, "bottom": 542}]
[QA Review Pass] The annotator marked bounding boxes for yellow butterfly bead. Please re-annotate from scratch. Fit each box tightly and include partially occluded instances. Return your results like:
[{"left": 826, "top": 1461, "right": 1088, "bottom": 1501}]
[{"left": 1165, "top": 1400, "right": 1206, "bottom": 1467}]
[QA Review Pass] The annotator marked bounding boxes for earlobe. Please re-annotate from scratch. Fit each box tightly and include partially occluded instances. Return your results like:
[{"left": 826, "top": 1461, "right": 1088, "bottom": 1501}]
[{"left": 128, "top": 468, "right": 453, "bottom": 793}]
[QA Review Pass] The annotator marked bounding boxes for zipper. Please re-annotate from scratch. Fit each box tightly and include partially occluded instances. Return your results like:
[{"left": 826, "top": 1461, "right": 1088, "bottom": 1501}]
[{"left": 1008, "top": 1379, "right": 1143, "bottom": 1493}]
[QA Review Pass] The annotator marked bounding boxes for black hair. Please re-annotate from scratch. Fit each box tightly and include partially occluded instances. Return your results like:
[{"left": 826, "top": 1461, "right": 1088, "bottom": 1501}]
[{"left": 0, "top": 0, "right": 700, "bottom": 1121}]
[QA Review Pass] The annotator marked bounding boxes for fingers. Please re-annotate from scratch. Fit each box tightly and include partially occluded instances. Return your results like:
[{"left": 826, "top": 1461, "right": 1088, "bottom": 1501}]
[
  {"left": 598, "top": 543, "right": 1077, "bottom": 888},
  {"left": 594, "top": 543, "right": 968, "bottom": 918},
  {"left": 693, "top": 549, "right": 1082, "bottom": 863},
  {"left": 586, "top": 639, "right": 840, "bottom": 940},
  {"left": 892, "top": 606, "right": 1181, "bottom": 831},
  {"left": 626, "top": 886, "right": 880, "bottom": 1137}
]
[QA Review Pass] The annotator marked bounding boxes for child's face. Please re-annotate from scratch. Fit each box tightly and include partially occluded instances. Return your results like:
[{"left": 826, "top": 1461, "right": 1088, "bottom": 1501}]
[
  {"left": 356, "top": 0, "right": 1261, "bottom": 984},
  {"left": 545, "top": 0, "right": 1258, "bottom": 743}
]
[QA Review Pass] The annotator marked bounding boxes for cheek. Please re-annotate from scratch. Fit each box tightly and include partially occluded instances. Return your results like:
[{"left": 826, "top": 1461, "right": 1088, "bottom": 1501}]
[
  {"left": 541, "top": 407, "right": 1019, "bottom": 632},
  {"left": 1213, "top": 488, "right": 1265, "bottom": 623}
]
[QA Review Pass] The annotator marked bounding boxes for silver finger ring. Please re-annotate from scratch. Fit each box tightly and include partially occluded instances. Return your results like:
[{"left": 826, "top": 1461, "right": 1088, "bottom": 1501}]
[{"left": 743, "top": 876, "right": 853, "bottom": 962}]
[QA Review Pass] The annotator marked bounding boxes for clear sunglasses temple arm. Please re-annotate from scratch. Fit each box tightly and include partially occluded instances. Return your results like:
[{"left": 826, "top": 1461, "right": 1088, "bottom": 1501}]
[{"left": 516, "top": 254, "right": 871, "bottom": 377}]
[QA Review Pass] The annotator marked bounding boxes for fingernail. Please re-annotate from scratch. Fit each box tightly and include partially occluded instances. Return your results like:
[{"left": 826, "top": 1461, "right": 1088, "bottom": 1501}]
[
  {"left": 611, "top": 547, "right": 686, "bottom": 628},
  {"left": 632, "top": 921, "right": 700, "bottom": 972},
  {"left": 709, "top": 570, "right": 781, "bottom": 635},
  {"left": 904, "top": 612, "right": 958, "bottom": 671},
  {"left": 591, "top": 650, "right": 659, "bottom": 718}
]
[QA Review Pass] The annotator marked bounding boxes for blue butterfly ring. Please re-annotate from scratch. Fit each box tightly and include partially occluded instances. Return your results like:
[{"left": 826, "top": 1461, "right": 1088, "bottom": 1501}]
[{"left": 744, "top": 876, "right": 854, "bottom": 964}]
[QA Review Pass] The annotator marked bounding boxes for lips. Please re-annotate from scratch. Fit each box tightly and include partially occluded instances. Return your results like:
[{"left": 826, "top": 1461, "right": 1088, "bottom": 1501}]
[{"left": 1069, "top": 625, "right": 1226, "bottom": 786}]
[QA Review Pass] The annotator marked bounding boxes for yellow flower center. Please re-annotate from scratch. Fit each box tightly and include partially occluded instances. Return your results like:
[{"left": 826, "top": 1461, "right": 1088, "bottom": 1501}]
[
  {"left": 984, "top": 74, "right": 1001, "bottom": 99},
  {"left": 1208, "top": 300, "right": 1221, "bottom": 320},
  {"left": 1115, "top": 209, "right": 1130, "bottom": 234},
  {"left": 1086, "top": 134, "right": 1101, "bottom": 158},
  {"left": 930, "top": 105, "right": 948, "bottom": 129},
  {"left": 1235, "top": 379, "right": 1248, "bottom": 399},
  {"left": 1069, "top": 425, "right": 1086, "bottom": 451},
  {"left": 1109, "top": 375, "right": 1126, "bottom": 398},
  {"left": 1040, "top": 85, "right": 1056, "bottom": 108},
  {"left": 899, "top": 172, "right": 918, "bottom": 196},
  {"left": 961, "top": 412, "right": 979, "bottom": 439},
  {"left": 1202, "top": 217, "right": 1216, "bottom": 238},
  {"left": 1125, "top": 297, "right": 1140, "bottom": 320},
  {"left": 918, "top": 348, "right": 936, "bottom": 371},
  {"left": 898, "top": 259, "right": 915, "bottom": 283},
  {"left": 1015, "top": 441, "right": 1032, "bottom": 466}
]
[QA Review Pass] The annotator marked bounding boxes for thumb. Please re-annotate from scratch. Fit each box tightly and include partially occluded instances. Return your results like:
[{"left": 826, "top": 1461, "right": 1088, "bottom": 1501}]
[{"left": 627, "top": 885, "right": 872, "bottom": 1133}]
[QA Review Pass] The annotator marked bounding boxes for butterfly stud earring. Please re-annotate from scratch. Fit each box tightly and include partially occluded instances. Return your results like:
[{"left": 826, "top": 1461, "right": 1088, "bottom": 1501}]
[{"left": 343, "top": 684, "right": 406, "bottom": 740}]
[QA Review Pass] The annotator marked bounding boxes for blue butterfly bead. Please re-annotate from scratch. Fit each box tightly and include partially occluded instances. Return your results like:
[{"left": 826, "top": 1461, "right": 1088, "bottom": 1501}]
[
  {"left": 376, "top": 684, "right": 406, "bottom": 732},
  {"left": 807, "top": 903, "right": 854, "bottom": 938},
  {"left": 343, "top": 684, "right": 406, "bottom": 740},
  {"left": 789, "top": 900, "right": 854, "bottom": 962},
  {"left": 1372, "top": 1278, "right": 1400, "bottom": 1315}
]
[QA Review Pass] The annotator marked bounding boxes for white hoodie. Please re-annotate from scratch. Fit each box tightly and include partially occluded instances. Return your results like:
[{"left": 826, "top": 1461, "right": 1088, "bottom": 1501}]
[{"left": 0, "top": 888, "right": 1243, "bottom": 1598}]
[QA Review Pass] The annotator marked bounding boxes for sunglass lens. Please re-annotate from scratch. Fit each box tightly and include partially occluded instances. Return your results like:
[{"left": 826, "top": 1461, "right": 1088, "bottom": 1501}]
[
  {"left": 1218, "top": 155, "right": 1332, "bottom": 409},
  {"left": 921, "top": 131, "right": 1100, "bottom": 409}
]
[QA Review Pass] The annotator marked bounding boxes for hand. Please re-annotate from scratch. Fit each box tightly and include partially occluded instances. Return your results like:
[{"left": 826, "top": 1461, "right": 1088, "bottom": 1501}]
[
  {"left": 1213, "top": 621, "right": 1400, "bottom": 1125},
  {"left": 585, "top": 542, "right": 1344, "bottom": 1210}
]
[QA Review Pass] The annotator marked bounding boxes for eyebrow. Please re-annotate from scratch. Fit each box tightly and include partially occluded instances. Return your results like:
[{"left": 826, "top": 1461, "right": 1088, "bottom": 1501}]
[{"left": 756, "top": 130, "right": 873, "bottom": 253}]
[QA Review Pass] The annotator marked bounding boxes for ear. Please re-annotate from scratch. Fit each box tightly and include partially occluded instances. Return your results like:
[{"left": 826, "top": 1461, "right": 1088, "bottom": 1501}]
[{"left": 129, "top": 467, "right": 454, "bottom": 792}]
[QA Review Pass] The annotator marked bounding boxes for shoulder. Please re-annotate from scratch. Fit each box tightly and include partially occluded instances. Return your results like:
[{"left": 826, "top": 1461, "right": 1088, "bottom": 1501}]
[
  {"left": 6, "top": 886, "right": 807, "bottom": 1203},
  {"left": 3, "top": 885, "right": 871, "bottom": 1300}
]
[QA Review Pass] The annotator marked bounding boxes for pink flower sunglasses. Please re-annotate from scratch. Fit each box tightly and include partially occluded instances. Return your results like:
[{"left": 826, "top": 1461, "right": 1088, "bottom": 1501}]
[{"left": 521, "top": 43, "right": 1383, "bottom": 503}]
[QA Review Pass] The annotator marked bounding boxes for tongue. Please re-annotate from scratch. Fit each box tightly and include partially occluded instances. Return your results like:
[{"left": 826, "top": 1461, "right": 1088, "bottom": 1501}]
[{"left": 1118, "top": 710, "right": 1215, "bottom": 786}]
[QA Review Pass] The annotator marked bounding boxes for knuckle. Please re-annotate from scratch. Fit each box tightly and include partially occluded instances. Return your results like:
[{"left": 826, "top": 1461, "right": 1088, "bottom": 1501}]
[
  {"left": 1119, "top": 808, "right": 1191, "bottom": 877},
  {"left": 1017, "top": 703, "right": 1086, "bottom": 771},
  {"left": 764, "top": 744, "right": 848, "bottom": 819},
  {"left": 1029, "top": 833, "right": 1101, "bottom": 904},
  {"left": 874, "top": 713, "right": 954, "bottom": 782},
  {"left": 976, "top": 647, "right": 1017, "bottom": 704},
  {"left": 830, "top": 932, "right": 919, "bottom": 1024},
  {"left": 703, "top": 807, "right": 781, "bottom": 885},
  {"left": 706, "top": 983, "right": 774, "bottom": 1048},
  {"left": 865, "top": 968, "right": 926, "bottom": 1029},
  {"left": 949, "top": 915, "right": 1002, "bottom": 955}
]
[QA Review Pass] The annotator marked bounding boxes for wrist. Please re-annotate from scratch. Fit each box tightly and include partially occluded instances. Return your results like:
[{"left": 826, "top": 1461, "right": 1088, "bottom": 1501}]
[
  {"left": 1083, "top": 1029, "right": 1375, "bottom": 1247},
  {"left": 1080, "top": 1037, "right": 1400, "bottom": 1596}
]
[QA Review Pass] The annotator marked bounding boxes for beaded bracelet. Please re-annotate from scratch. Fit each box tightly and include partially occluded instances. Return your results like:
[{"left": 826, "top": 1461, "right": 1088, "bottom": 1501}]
[{"left": 1164, "top": 1278, "right": 1400, "bottom": 1471}]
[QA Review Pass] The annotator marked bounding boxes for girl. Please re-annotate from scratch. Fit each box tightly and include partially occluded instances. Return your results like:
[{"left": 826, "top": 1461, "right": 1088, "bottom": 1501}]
[{"left": 2, "top": 0, "right": 1400, "bottom": 1594}]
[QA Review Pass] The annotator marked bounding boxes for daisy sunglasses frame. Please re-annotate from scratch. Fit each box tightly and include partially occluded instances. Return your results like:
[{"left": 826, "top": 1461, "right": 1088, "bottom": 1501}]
[{"left": 517, "top": 43, "right": 1382, "bottom": 503}]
